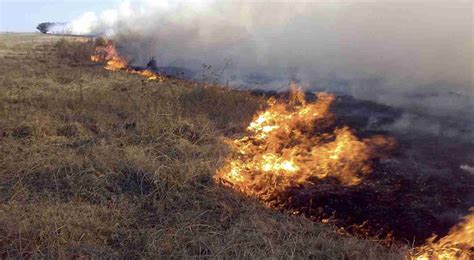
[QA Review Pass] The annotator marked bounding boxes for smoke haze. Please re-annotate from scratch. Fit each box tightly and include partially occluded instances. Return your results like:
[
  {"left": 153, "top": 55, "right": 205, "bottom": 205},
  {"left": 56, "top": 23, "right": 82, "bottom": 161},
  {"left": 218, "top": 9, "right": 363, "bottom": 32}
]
[{"left": 64, "top": 0, "right": 473, "bottom": 119}]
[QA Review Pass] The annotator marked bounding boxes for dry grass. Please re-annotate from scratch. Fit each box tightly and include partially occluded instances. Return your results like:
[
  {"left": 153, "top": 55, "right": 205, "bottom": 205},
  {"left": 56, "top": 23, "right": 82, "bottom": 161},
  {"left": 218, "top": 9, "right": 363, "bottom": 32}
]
[{"left": 0, "top": 33, "right": 403, "bottom": 259}]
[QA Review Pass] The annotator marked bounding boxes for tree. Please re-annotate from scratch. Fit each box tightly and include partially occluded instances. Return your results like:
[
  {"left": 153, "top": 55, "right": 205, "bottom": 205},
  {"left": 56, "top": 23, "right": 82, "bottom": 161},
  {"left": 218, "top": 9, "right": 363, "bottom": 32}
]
[{"left": 36, "top": 22, "right": 54, "bottom": 34}]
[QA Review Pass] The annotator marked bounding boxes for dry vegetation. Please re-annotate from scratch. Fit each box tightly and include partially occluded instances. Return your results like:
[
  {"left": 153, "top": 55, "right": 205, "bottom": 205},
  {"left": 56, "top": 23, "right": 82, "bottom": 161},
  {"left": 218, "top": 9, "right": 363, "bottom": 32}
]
[{"left": 0, "top": 33, "right": 403, "bottom": 258}]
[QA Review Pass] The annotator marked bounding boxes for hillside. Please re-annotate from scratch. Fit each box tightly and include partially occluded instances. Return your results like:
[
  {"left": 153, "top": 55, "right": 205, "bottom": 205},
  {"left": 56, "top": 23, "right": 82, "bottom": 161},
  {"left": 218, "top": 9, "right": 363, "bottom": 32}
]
[{"left": 0, "top": 34, "right": 403, "bottom": 258}]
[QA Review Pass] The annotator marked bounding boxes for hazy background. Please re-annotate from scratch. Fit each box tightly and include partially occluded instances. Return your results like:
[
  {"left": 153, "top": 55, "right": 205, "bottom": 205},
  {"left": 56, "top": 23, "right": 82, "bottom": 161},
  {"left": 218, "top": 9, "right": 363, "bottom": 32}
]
[
  {"left": 64, "top": 0, "right": 473, "bottom": 117},
  {"left": 2, "top": 0, "right": 473, "bottom": 128},
  {"left": 0, "top": 0, "right": 118, "bottom": 32}
]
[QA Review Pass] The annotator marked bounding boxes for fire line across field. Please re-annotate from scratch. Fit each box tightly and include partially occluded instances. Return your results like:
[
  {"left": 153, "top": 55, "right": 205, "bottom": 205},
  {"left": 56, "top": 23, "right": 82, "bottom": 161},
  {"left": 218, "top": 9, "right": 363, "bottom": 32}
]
[{"left": 87, "top": 38, "right": 474, "bottom": 259}]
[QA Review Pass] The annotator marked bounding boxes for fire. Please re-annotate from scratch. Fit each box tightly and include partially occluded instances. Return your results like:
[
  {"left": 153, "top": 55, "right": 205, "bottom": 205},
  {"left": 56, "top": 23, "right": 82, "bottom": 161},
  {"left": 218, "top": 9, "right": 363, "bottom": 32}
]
[
  {"left": 214, "top": 86, "right": 473, "bottom": 257},
  {"left": 214, "top": 85, "right": 394, "bottom": 203},
  {"left": 90, "top": 40, "right": 164, "bottom": 81},
  {"left": 411, "top": 209, "right": 474, "bottom": 260},
  {"left": 90, "top": 41, "right": 127, "bottom": 70},
  {"left": 129, "top": 69, "right": 160, "bottom": 81}
]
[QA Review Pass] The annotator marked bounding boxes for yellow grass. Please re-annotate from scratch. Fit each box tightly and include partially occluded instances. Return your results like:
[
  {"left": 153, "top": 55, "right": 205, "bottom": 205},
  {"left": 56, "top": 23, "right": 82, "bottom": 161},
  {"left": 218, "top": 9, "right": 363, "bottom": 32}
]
[{"left": 0, "top": 33, "right": 403, "bottom": 258}]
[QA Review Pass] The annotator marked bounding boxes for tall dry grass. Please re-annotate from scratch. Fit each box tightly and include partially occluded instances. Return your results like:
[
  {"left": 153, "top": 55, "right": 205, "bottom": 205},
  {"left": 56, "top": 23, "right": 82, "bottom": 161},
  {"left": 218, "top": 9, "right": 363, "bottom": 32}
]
[{"left": 0, "top": 34, "right": 403, "bottom": 259}]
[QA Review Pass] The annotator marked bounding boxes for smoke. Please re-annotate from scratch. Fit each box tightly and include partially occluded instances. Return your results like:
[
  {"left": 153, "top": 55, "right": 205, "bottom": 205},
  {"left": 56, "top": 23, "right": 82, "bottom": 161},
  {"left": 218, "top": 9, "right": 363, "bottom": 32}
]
[{"left": 64, "top": 0, "right": 473, "bottom": 119}]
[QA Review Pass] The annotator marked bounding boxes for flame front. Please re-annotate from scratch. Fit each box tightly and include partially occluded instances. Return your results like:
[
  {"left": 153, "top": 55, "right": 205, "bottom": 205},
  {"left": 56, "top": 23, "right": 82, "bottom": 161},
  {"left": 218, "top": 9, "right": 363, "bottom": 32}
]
[
  {"left": 214, "top": 86, "right": 394, "bottom": 203},
  {"left": 90, "top": 40, "right": 163, "bottom": 81},
  {"left": 90, "top": 41, "right": 473, "bottom": 258},
  {"left": 411, "top": 209, "right": 474, "bottom": 260}
]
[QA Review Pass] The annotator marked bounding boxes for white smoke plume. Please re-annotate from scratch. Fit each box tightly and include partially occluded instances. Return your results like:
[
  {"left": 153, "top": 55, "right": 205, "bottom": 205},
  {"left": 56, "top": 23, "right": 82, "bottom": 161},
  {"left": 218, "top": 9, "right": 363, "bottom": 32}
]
[{"left": 64, "top": 0, "right": 473, "bottom": 119}]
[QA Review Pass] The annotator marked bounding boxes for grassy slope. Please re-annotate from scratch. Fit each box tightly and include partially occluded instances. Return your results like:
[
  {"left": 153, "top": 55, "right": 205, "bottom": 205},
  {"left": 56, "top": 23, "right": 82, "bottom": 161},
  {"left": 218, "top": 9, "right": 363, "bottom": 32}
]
[{"left": 0, "top": 33, "right": 403, "bottom": 259}]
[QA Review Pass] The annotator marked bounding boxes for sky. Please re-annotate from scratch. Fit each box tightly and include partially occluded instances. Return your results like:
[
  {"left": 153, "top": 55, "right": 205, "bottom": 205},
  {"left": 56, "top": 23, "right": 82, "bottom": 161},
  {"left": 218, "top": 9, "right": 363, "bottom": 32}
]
[{"left": 0, "top": 0, "right": 117, "bottom": 32}]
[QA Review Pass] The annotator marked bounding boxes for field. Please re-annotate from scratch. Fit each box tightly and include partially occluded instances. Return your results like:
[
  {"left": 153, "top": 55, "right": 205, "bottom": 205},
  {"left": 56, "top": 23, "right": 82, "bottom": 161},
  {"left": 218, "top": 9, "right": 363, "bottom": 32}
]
[{"left": 0, "top": 33, "right": 405, "bottom": 258}]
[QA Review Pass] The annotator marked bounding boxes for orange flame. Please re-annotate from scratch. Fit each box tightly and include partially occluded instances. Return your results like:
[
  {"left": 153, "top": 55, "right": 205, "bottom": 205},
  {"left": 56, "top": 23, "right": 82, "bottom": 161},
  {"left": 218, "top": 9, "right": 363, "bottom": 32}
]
[
  {"left": 410, "top": 209, "right": 474, "bottom": 260},
  {"left": 90, "top": 40, "right": 164, "bottom": 81},
  {"left": 214, "top": 85, "right": 394, "bottom": 203},
  {"left": 90, "top": 41, "right": 127, "bottom": 70}
]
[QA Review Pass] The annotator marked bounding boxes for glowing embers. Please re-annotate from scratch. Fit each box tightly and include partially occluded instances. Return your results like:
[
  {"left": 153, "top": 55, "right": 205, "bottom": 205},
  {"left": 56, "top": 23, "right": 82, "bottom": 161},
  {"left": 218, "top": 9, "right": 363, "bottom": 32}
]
[
  {"left": 214, "top": 86, "right": 394, "bottom": 202},
  {"left": 90, "top": 40, "right": 164, "bottom": 81},
  {"left": 411, "top": 209, "right": 474, "bottom": 260}
]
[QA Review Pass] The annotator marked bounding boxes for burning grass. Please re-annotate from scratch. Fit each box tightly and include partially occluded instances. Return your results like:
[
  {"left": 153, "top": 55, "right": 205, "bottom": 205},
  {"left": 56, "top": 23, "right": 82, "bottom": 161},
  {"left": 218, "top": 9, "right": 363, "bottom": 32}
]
[
  {"left": 0, "top": 34, "right": 403, "bottom": 259},
  {"left": 410, "top": 208, "right": 474, "bottom": 259},
  {"left": 215, "top": 86, "right": 395, "bottom": 202},
  {"left": 1, "top": 34, "right": 473, "bottom": 259},
  {"left": 91, "top": 40, "right": 165, "bottom": 81},
  {"left": 214, "top": 85, "right": 474, "bottom": 258}
]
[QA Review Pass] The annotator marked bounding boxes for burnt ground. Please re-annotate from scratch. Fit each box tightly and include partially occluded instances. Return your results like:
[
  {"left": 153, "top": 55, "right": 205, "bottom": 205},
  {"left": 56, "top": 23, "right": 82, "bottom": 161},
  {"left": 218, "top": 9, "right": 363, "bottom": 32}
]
[{"left": 252, "top": 91, "right": 474, "bottom": 246}]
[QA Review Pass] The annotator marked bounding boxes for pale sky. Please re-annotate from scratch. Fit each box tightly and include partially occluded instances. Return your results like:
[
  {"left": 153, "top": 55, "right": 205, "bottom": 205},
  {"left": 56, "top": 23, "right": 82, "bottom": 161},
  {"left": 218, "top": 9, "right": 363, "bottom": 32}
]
[{"left": 0, "top": 0, "right": 118, "bottom": 32}]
